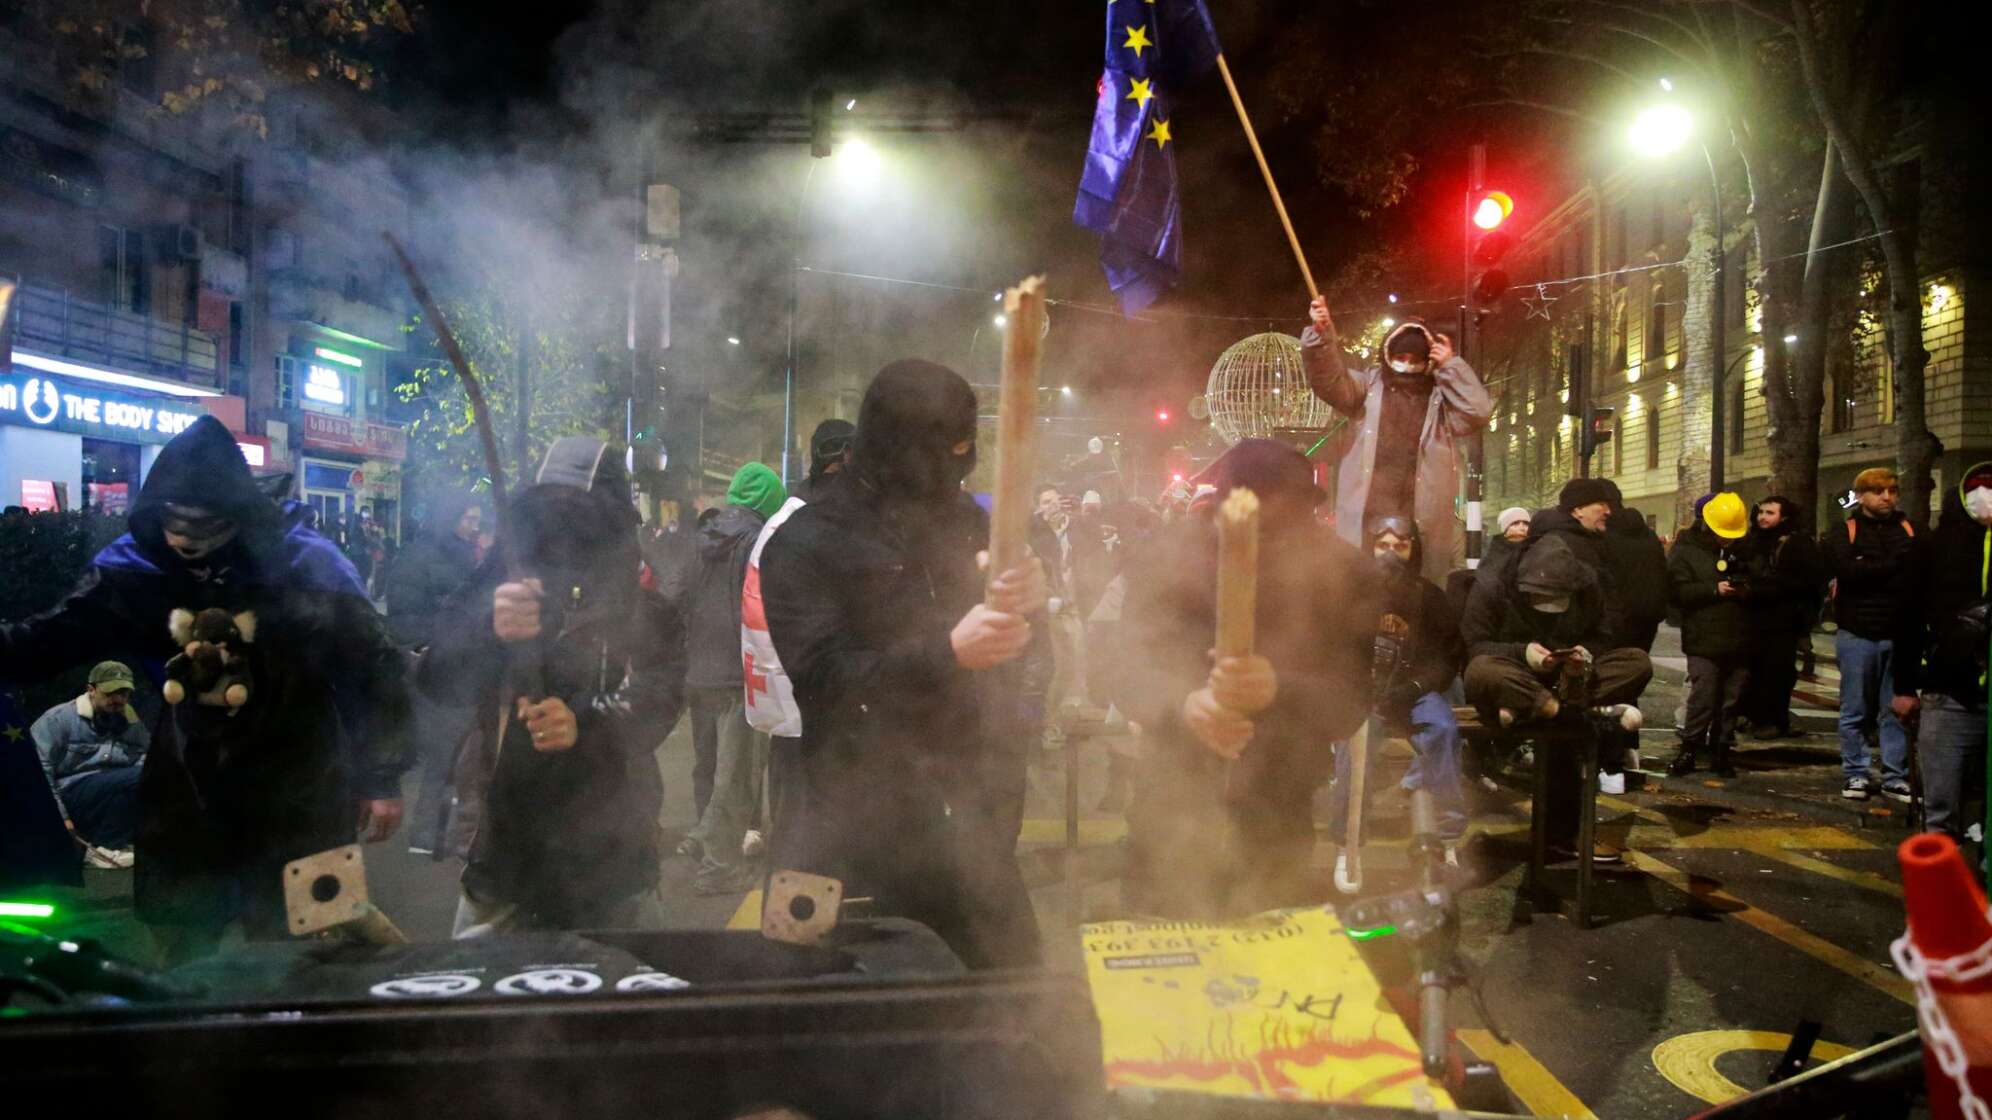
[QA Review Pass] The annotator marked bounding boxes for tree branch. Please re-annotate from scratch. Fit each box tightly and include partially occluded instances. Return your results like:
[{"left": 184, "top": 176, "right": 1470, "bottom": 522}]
[
  {"left": 1469, "top": 45, "right": 1649, "bottom": 88},
  {"left": 1530, "top": 12, "right": 1714, "bottom": 78},
  {"left": 1456, "top": 97, "right": 1607, "bottom": 128},
  {"left": 1573, "top": 0, "right": 1720, "bottom": 55}
]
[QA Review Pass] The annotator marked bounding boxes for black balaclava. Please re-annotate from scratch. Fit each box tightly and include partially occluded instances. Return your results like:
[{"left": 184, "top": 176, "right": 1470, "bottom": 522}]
[
  {"left": 853, "top": 359, "right": 979, "bottom": 503},
  {"left": 1366, "top": 514, "right": 1422, "bottom": 580},
  {"left": 808, "top": 418, "right": 857, "bottom": 483}
]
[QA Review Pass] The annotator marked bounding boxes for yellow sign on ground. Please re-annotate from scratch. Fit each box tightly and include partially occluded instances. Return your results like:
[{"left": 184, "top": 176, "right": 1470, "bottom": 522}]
[{"left": 1081, "top": 906, "right": 1453, "bottom": 1108}]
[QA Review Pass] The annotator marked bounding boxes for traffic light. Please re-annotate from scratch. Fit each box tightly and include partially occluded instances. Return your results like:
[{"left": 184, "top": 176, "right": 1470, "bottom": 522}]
[
  {"left": 1155, "top": 408, "right": 1171, "bottom": 424},
  {"left": 1469, "top": 189, "right": 1516, "bottom": 311},
  {"left": 1580, "top": 402, "right": 1616, "bottom": 459},
  {"left": 809, "top": 88, "right": 834, "bottom": 158}
]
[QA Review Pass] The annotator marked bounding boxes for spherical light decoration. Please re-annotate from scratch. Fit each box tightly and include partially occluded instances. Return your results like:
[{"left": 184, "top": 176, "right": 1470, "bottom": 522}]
[{"left": 1204, "top": 332, "right": 1332, "bottom": 444}]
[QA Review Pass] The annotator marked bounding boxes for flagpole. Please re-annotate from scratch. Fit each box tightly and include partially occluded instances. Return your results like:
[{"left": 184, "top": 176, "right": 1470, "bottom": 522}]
[{"left": 1212, "top": 54, "right": 1318, "bottom": 299}]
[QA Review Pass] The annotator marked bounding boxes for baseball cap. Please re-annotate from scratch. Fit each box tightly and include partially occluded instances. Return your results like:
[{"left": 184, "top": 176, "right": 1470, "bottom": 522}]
[{"left": 89, "top": 661, "right": 136, "bottom": 692}]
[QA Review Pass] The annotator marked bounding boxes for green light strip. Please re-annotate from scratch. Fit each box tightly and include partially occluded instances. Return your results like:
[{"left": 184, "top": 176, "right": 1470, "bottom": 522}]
[
  {"left": 1345, "top": 924, "right": 1398, "bottom": 941},
  {"left": 0, "top": 901, "right": 56, "bottom": 919},
  {"left": 313, "top": 346, "right": 364, "bottom": 369}
]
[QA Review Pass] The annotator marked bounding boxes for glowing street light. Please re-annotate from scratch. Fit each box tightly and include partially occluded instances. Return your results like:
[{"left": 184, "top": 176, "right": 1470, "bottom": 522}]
[
  {"left": 726, "top": 336, "right": 741, "bottom": 346},
  {"left": 1061, "top": 385, "right": 1073, "bottom": 396},
  {"left": 1627, "top": 103, "right": 1695, "bottom": 158},
  {"left": 993, "top": 313, "right": 1009, "bottom": 328},
  {"left": 834, "top": 137, "right": 882, "bottom": 186}
]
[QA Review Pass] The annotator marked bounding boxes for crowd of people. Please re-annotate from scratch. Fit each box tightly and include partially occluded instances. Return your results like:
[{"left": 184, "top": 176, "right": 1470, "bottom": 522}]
[{"left": 3, "top": 297, "right": 1988, "bottom": 968}]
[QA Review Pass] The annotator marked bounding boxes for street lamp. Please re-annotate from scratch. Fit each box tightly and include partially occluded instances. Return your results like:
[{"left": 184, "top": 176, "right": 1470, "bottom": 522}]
[
  {"left": 786, "top": 137, "right": 884, "bottom": 484},
  {"left": 1629, "top": 94, "right": 1729, "bottom": 487}
]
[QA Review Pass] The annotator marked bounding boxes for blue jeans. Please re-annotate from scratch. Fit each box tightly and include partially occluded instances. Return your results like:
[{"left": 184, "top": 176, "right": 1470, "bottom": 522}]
[
  {"left": 1327, "top": 692, "right": 1468, "bottom": 843},
  {"left": 1835, "top": 632, "right": 1910, "bottom": 783}
]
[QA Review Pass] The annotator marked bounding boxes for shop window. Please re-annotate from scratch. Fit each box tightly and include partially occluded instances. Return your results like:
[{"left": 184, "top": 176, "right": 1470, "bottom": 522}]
[
  {"left": 228, "top": 302, "right": 246, "bottom": 369},
  {"left": 1731, "top": 379, "right": 1747, "bottom": 455},
  {"left": 81, "top": 438, "right": 141, "bottom": 515},
  {"left": 1646, "top": 409, "right": 1661, "bottom": 470}
]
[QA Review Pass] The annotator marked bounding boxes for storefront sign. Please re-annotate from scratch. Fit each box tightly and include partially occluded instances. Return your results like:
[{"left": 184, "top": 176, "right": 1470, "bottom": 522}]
[
  {"left": 298, "top": 411, "right": 407, "bottom": 462},
  {"left": 0, "top": 372, "right": 203, "bottom": 445},
  {"left": 20, "top": 480, "right": 61, "bottom": 512},
  {"left": 303, "top": 363, "right": 349, "bottom": 407}
]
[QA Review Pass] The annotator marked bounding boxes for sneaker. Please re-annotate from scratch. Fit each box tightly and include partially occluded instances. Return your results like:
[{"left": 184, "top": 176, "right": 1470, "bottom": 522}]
[
  {"left": 406, "top": 845, "right": 435, "bottom": 857},
  {"left": 1667, "top": 751, "right": 1698, "bottom": 777},
  {"left": 1842, "top": 776, "right": 1871, "bottom": 800},
  {"left": 741, "top": 829, "right": 767, "bottom": 858},
  {"left": 1547, "top": 842, "right": 1623, "bottom": 866},
  {"left": 1749, "top": 722, "right": 1785, "bottom": 742},
  {"left": 84, "top": 846, "right": 134, "bottom": 870},
  {"left": 675, "top": 836, "right": 702, "bottom": 859},
  {"left": 1598, "top": 771, "right": 1626, "bottom": 796},
  {"left": 1881, "top": 779, "right": 1912, "bottom": 804},
  {"left": 1591, "top": 703, "right": 1643, "bottom": 732}
]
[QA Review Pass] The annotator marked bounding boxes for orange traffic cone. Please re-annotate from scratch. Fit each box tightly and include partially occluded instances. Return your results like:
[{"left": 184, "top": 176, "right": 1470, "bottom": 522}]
[{"left": 1897, "top": 833, "right": 1992, "bottom": 1120}]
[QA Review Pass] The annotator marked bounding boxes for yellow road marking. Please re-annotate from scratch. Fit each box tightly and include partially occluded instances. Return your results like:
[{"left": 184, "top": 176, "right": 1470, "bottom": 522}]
[
  {"left": 1652, "top": 1030, "right": 1855, "bottom": 1105},
  {"left": 1457, "top": 1028, "right": 1598, "bottom": 1119},
  {"left": 1741, "top": 844, "right": 1902, "bottom": 897},
  {"left": 727, "top": 888, "right": 763, "bottom": 931},
  {"left": 1622, "top": 850, "right": 1911, "bottom": 1003}
]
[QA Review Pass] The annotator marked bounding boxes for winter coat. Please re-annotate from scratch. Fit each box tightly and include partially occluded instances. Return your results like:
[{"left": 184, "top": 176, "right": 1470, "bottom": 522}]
[
  {"left": 1602, "top": 510, "right": 1669, "bottom": 649},
  {"left": 758, "top": 481, "right": 1032, "bottom": 966},
  {"left": 1747, "top": 521, "right": 1827, "bottom": 634},
  {"left": 1461, "top": 538, "right": 1613, "bottom": 661},
  {"left": 1666, "top": 525, "right": 1761, "bottom": 659},
  {"left": 0, "top": 416, "right": 411, "bottom": 932},
  {"left": 1827, "top": 511, "right": 1922, "bottom": 641},
  {"left": 30, "top": 693, "right": 149, "bottom": 805},
  {"left": 1379, "top": 566, "right": 1465, "bottom": 714},
  {"left": 1301, "top": 324, "right": 1493, "bottom": 581},
  {"left": 1522, "top": 509, "right": 1626, "bottom": 647},
  {"left": 1126, "top": 515, "right": 1377, "bottom": 818},
  {"left": 419, "top": 498, "right": 687, "bottom": 923},
  {"left": 384, "top": 526, "right": 478, "bottom": 648},
  {"left": 684, "top": 504, "right": 766, "bottom": 690},
  {"left": 1894, "top": 490, "right": 1988, "bottom": 706}
]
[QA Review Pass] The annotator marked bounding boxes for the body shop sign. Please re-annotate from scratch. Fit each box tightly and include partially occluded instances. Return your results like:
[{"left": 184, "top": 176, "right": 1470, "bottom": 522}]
[{"left": 0, "top": 372, "right": 202, "bottom": 444}]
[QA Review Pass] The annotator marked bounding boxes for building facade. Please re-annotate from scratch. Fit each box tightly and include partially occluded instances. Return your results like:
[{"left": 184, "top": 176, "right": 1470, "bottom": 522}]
[
  {"left": 1474, "top": 146, "right": 1985, "bottom": 535},
  {"left": 0, "top": 16, "right": 412, "bottom": 536}
]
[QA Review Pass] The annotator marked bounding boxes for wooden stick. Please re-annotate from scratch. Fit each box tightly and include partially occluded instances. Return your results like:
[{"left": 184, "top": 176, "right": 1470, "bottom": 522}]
[
  {"left": 1215, "top": 487, "right": 1261, "bottom": 660},
  {"left": 384, "top": 232, "right": 508, "bottom": 516},
  {"left": 1214, "top": 54, "right": 1319, "bottom": 300},
  {"left": 988, "top": 275, "right": 1048, "bottom": 601}
]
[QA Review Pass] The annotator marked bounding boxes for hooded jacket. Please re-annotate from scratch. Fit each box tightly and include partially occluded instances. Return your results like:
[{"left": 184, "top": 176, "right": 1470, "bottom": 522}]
[
  {"left": 420, "top": 465, "right": 687, "bottom": 922},
  {"left": 1828, "top": 507, "right": 1922, "bottom": 641},
  {"left": 1601, "top": 506, "right": 1669, "bottom": 649},
  {"left": 1462, "top": 534, "right": 1612, "bottom": 662},
  {"left": 384, "top": 497, "right": 479, "bottom": 648},
  {"left": 1667, "top": 523, "right": 1761, "bottom": 659},
  {"left": 758, "top": 359, "right": 1036, "bottom": 968},
  {"left": 1894, "top": 484, "right": 1988, "bottom": 705},
  {"left": 686, "top": 504, "right": 767, "bottom": 690},
  {"left": 1301, "top": 318, "right": 1493, "bottom": 581},
  {"left": 1745, "top": 501, "right": 1826, "bottom": 633},
  {"left": 0, "top": 416, "right": 410, "bottom": 931},
  {"left": 727, "top": 462, "right": 787, "bottom": 521},
  {"left": 1521, "top": 508, "right": 1625, "bottom": 647}
]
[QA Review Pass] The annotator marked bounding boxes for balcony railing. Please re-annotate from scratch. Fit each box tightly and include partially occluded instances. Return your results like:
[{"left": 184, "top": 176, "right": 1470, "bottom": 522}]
[{"left": 2, "top": 273, "right": 221, "bottom": 386}]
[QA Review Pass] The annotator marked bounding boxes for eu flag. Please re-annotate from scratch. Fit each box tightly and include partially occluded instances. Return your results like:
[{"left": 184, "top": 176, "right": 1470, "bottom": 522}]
[{"left": 1073, "top": 0, "right": 1221, "bottom": 315}]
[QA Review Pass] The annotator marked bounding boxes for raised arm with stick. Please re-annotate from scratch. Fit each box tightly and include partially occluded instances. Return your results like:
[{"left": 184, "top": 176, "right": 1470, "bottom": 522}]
[{"left": 986, "top": 275, "right": 1047, "bottom": 602}]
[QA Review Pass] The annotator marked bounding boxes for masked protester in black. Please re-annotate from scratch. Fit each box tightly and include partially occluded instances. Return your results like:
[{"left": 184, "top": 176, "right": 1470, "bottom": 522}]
[
  {"left": 0, "top": 416, "right": 410, "bottom": 959},
  {"left": 418, "top": 438, "right": 688, "bottom": 934},
  {"left": 1123, "top": 439, "right": 1377, "bottom": 919},
  {"left": 758, "top": 359, "right": 1048, "bottom": 968},
  {"left": 1739, "top": 496, "right": 1826, "bottom": 738}
]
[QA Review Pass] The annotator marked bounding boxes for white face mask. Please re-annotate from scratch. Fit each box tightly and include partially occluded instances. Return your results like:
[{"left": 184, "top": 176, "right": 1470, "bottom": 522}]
[
  {"left": 1527, "top": 593, "right": 1572, "bottom": 614},
  {"left": 1965, "top": 486, "right": 1992, "bottom": 527},
  {"left": 1388, "top": 358, "right": 1429, "bottom": 375}
]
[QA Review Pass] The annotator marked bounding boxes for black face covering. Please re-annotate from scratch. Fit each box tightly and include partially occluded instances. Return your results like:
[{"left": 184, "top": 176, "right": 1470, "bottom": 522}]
[{"left": 853, "top": 359, "right": 979, "bottom": 502}]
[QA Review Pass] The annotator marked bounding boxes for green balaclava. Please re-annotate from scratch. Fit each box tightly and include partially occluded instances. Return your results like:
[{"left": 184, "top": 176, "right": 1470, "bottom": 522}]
[{"left": 727, "top": 462, "right": 787, "bottom": 520}]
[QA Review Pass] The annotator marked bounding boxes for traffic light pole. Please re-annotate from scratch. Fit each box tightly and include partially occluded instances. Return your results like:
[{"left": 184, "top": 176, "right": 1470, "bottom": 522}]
[
  {"left": 1703, "top": 140, "right": 1727, "bottom": 491},
  {"left": 1462, "top": 144, "right": 1484, "bottom": 568}
]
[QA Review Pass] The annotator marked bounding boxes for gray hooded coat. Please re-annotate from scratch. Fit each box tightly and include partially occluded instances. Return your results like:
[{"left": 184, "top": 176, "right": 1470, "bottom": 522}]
[{"left": 1301, "top": 319, "right": 1493, "bottom": 581}]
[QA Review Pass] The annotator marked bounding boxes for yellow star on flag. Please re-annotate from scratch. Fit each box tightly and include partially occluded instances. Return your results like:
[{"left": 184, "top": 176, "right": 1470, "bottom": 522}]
[
  {"left": 1123, "top": 24, "right": 1153, "bottom": 58},
  {"left": 1, "top": 725, "right": 23, "bottom": 742},
  {"left": 1146, "top": 117, "right": 1172, "bottom": 149},
  {"left": 1125, "top": 77, "right": 1154, "bottom": 107}
]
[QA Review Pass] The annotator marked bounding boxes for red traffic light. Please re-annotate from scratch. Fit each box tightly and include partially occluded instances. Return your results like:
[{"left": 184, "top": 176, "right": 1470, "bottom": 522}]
[
  {"left": 1472, "top": 190, "right": 1514, "bottom": 231},
  {"left": 1156, "top": 409, "right": 1171, "bottom": 423}
]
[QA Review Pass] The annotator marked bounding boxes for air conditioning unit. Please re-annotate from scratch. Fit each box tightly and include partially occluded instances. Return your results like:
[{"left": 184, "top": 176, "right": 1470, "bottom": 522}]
[{"left": 156, "top": 223, "right": 204, "bottom": 262}]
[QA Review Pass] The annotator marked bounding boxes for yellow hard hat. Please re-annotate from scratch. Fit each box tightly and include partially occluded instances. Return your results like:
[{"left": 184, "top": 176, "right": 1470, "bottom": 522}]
[{"left": 1703, "top": 491, "right": 1749, "bottom": 539}]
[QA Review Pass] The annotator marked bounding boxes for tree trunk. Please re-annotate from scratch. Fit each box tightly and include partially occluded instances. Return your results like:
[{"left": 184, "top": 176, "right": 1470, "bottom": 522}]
[
  {"left": 1790, "top": 0, "right": 1940, "bottom": 524},
  {"left": 1676, "top": 197, "right": 1718, "bottom": 531},
  {"left": 1760, "top": 139, "right": 1848, "bottom": 535}
]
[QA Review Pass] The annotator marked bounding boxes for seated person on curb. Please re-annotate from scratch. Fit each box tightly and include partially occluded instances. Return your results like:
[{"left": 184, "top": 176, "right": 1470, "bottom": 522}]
[
  {"left": 30, "top": 661, "right": 150, "bottom": 867},
  {"left": 1326, "top": 517, "right": 1469, "bottom": 866},
  {"left": 1665, "top": 493, "right": 1760, "bottom": 779},
  {"left": 1123, "top": 439, "right": 1377, "bottom": 918},
  {"left": 1461, "top": 534, "right": 1652, "bottom": 863}
]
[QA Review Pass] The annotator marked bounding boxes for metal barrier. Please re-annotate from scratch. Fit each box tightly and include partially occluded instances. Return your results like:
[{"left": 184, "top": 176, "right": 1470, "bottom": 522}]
[{"left": 2, "top": 274, "right": 220, "bottom": 384}]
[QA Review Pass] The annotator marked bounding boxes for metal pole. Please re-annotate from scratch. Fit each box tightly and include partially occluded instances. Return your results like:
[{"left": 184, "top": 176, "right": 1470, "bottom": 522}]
[
  {"left": 784, "top": 161, "right": 820, "bottom": 488},
  {"left": 1464, "top": 144, "right": 1485, "bottom": 567},
  {"left": 1705, "top": 142, "right": 1727, "bottom": 490}
]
